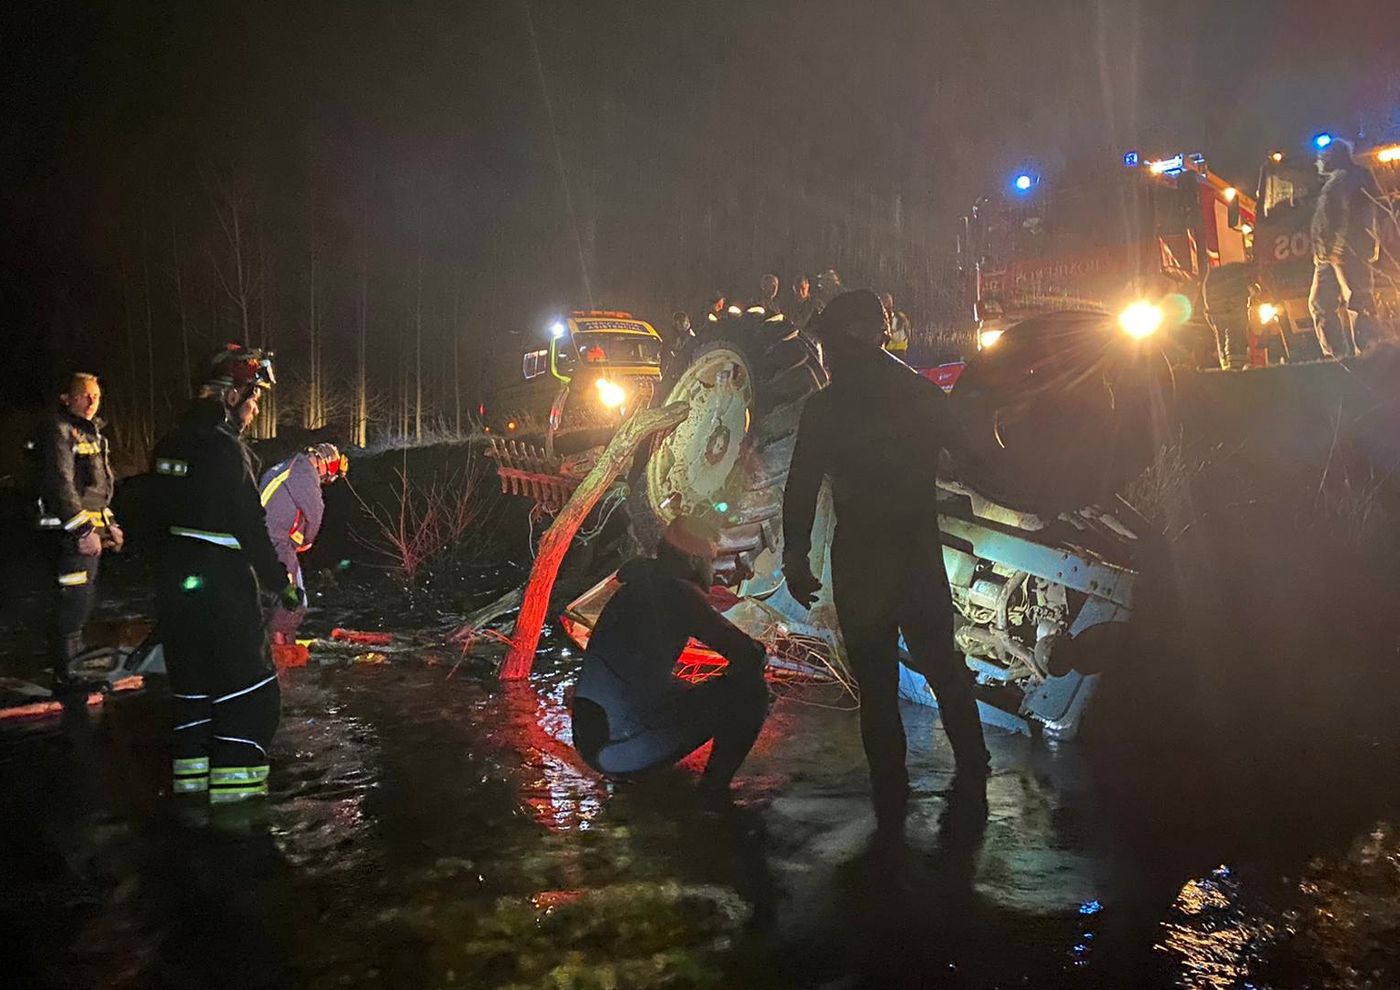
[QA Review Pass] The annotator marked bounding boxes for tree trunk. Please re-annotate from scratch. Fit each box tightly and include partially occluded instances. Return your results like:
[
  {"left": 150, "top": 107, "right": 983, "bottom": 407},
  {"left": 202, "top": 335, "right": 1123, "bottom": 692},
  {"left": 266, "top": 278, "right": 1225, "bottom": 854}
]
[
  {"left": 501, "top": 401, "right": 689, "bottom": 680},
  {"left": 172, "top": 223, "right": 191, "bottom": 398}
]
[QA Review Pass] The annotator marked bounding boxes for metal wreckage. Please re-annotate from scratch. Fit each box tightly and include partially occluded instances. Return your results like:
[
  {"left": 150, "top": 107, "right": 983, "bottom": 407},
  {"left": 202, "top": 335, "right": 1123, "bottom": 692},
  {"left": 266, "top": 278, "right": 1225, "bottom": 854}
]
[{"left": 492, "top": 305, "right": 1158, "bottom": 740}]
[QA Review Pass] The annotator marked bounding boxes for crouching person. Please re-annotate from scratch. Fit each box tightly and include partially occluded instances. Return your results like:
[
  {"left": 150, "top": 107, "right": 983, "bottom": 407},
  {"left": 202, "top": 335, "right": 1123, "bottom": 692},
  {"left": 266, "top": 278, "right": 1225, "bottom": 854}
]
[
  {"left": 571, "top": 516, "right": 770, "bottom": 798},
  {"left": 260, "top": 442, "right": 348, "bottom": 646}
]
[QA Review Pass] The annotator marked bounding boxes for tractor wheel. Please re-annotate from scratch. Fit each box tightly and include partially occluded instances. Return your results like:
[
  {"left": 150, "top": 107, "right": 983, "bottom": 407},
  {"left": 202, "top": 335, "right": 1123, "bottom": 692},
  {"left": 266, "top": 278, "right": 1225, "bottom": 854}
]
[{"left": 629, "top": 312, "right": 828, "bottom": 584}]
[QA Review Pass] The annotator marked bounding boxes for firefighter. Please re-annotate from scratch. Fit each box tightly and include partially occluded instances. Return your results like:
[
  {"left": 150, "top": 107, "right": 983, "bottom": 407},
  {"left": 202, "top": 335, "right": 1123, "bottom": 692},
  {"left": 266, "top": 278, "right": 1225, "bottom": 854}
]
[
  {"left": 260, "top": 442, "right": 348, "bottom": 645},
  {"left": 782, "top": 290, "right": 989, "bottom": 827},
  {"left": 1202, "top": 261, "right": 1251, "bottom": 370},
  {"left": 571, "top": 516, "right": 770, "bottom": 798},
  {"left": 150, "top": 345, "right": 299, "bottom": 803},
  {"left": 881, "top": 292, "right": 912, "bottom": 357},
  {"left": 36, "top": 372, "right": 120, "bottom": 691},
  {"left": 1309, "top": 138, "right": 1382, "bottom": 358}
]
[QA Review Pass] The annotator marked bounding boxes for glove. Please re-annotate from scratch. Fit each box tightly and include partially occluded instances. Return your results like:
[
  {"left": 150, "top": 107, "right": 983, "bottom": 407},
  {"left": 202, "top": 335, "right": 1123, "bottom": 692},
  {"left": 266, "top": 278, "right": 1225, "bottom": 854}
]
[
  {"left": 279, "top": 583, "right": 306, "bottom": 611},
  {"left": 105, "top": 522, "right": 125, "bottom": 552},
  {"left": 783, "top": 560, "right": 822, "bottom": 609},
  {"left": 77, "top": 529, "right": 103, "bottom": 557}
]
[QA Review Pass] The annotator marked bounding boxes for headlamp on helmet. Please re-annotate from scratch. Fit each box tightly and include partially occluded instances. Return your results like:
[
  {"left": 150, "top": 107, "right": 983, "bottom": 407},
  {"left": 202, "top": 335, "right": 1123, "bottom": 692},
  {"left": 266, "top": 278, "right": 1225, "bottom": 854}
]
[{"left": 204, "top": 344, "right": 276, "bottom": 400}]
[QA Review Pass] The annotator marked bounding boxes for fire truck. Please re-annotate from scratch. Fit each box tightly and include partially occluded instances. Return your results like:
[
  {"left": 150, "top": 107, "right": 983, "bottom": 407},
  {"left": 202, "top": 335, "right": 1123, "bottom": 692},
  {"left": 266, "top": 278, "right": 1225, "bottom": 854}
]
[
  {"left": 958, "top": 150, "right": 1254, "bottom": 363},
  {"left": 1248, "top": 136, "right": 1400, "bottom": 360}
]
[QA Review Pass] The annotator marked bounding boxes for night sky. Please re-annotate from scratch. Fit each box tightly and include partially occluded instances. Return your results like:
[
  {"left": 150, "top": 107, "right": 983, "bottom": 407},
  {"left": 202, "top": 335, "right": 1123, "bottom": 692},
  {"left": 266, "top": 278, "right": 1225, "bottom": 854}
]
[{"left": 2, "top": 0, "right": 1395, "bottom": 417}]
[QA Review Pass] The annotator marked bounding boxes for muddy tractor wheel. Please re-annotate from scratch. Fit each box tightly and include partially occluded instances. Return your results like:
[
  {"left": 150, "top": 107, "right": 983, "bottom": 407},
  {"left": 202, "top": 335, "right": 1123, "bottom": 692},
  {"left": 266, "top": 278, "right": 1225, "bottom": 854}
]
[{"left": 630, "top": 313, "right": 827, "bottom": 584}]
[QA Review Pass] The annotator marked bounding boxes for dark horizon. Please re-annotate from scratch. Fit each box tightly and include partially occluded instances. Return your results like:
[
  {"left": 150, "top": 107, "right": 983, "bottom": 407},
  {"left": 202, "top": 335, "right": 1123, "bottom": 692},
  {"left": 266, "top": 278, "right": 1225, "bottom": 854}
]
[{"left": 3, "top": 0, "right": 1395, "bottom": 420}]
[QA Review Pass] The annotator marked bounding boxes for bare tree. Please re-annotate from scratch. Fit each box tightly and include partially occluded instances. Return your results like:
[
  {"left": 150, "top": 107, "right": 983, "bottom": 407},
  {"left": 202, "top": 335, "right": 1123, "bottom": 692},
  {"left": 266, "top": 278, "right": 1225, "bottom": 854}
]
[
  {"left": 171, "top": 221, "right": 192, "bottom": 398},
  {"left": 304, "top": 189, "right": 326, "bottom": 430},
  {"left": 353, "top": 194, "right": 369, "bottom": 447},
  {"left": 414, "top": 249, "right": 423, "bottom": 442}
]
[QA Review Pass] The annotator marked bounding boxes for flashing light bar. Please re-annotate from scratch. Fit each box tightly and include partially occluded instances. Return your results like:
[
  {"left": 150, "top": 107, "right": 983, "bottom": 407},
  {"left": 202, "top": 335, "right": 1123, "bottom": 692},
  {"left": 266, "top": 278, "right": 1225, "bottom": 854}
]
[
  {"left": 1013, "top": 173, "right": 1036, "bottom": 192},
  {"left": 1148, "top": 154, "right": 1184, "bottom": 175},
  {"left": 1313, "top": 133, "right": 1333, "bottom": 150},
  {"left": 1123, "top": 151, "right": 1139, "bottom": 167},
  {"left": 1377, "top": 145, "right": 1400, "bottom": 164}
]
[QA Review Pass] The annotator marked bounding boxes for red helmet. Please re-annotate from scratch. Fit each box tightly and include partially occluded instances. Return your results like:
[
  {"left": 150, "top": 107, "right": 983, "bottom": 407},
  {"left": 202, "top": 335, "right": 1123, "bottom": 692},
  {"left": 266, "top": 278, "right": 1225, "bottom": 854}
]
[{"left": 203, "top": 344, "right": 276, "bottom": 399}]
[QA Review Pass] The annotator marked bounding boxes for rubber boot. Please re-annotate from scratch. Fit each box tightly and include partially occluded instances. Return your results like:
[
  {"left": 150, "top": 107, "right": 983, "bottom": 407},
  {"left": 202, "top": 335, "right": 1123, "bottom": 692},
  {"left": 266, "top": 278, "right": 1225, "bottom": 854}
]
[{"left": 50, "top": 633, "right": 88, "bottom": 696}]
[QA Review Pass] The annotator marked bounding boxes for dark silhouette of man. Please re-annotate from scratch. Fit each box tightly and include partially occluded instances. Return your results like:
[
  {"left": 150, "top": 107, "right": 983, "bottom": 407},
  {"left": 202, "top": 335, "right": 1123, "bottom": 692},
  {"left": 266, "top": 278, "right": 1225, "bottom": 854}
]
[
  {"left": 1309, "top": 138, "right": 1382, "bottom": 357},
  {"left": 571, "top": 516, "right": 770, "bottom": 798},
  {"left": 782, "top": 289, "right": 989, "bottom": 826}
]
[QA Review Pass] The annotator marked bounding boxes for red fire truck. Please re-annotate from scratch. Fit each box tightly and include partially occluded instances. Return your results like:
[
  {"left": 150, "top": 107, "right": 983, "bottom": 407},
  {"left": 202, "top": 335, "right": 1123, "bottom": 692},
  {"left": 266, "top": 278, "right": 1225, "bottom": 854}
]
[{"left": 957, "top": 150, "right": 1254, "bottom": 363}]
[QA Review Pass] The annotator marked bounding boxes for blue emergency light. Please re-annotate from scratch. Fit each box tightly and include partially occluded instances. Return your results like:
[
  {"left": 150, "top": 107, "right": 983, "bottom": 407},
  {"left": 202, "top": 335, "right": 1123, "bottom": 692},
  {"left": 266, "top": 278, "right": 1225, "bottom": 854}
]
[
  {"left": 1123, "top": 151, "right": 1139, "bottom": 167},
  {"left": 1313, "top": 132, "right": 1333, "bottom": 150},
  {"left": 1013, "top": 173, "right": 1036, "bottom": 193}
]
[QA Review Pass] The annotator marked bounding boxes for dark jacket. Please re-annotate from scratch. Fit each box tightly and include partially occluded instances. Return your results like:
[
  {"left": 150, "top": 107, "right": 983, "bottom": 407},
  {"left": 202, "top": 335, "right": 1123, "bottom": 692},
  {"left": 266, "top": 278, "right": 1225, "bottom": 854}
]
[
  {"left": 574, "top": 555, "right": 764, "bottom": 738},
  {"left": 1311, "top": 163, "right": 1381, "bottom": 263},
  {"left": 149, "top": 399, "right": 288, "bottom": 592},
  {"left": 259, "top": 454, "right": 324, "bottom": 556},
  {"left": 783, "top": 347, "right": 949, "bottom": 566},
  {"left": 37, "top": 406, "right": 114, "bottom": 536}
]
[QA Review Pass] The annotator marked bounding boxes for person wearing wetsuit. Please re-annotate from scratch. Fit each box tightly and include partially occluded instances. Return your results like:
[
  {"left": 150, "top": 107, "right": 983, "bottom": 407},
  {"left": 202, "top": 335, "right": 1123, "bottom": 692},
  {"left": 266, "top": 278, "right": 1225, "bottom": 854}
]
[
  {"left": 782, "top": 289, "right": 989, "bottom": 825},
  {"left": 571, "top": 516, "right": 770, "bottom": 796}
]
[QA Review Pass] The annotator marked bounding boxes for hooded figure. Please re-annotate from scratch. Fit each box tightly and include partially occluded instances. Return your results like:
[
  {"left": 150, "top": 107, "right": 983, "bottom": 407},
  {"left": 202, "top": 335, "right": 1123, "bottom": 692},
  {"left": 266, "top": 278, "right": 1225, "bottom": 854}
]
[
  {"left": 783, "top": 290, "right": 989, "bottom": 828},
  {"left": 1308, "top": 138, "right": 1382, "bottom": 357},
  {"left": 571, "top": 516, "right": 769, "bottom": 797}
]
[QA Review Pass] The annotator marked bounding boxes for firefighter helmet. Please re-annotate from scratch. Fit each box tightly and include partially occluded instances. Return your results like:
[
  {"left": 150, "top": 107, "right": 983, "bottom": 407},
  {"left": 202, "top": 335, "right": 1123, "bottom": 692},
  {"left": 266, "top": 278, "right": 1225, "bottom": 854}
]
[
  {"left": 308, "top": 442, "right": 348, "bottom": 483},
  {"left": 202, "top": 344, "right": 276, "bottom": 400}
]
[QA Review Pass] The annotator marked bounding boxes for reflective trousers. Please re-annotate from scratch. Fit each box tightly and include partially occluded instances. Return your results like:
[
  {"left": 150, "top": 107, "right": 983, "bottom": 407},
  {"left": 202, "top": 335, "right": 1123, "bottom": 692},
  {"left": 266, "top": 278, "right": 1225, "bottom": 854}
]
[
  {"left": 1310, "top": 254, "right": 1379, "bottom": 358},
  {"left": 50, "top": 538, "right": 100, "bottom": 677},
  {"left": 156, "top": 544, "right": 280, "bottom": 802},
  {"left": 831, "top": 525, "right": 989, "bottom": 804}
]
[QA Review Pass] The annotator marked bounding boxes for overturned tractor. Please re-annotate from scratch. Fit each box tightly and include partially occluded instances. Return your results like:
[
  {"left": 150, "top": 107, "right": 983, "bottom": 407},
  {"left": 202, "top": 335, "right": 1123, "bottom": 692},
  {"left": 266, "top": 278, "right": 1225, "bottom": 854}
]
[{"left": 532, "top": 307, "right": 1157, "bottom": 739}]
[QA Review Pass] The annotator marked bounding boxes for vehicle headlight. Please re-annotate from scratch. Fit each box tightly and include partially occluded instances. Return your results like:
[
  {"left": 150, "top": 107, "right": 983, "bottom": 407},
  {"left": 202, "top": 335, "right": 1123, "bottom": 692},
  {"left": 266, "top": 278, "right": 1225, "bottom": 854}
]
[
  {"left": 595, "top": 378, "right": 627, "bottom": 409},
  {"left": 1118, "top": 301, "right": 1164, "bottom": 339},
  {"left": 978, "top": 328, "right": 1004, "bottom": 350},
  {"left": 1256, "top": 302, "right": 1280, "bottom": 324}
]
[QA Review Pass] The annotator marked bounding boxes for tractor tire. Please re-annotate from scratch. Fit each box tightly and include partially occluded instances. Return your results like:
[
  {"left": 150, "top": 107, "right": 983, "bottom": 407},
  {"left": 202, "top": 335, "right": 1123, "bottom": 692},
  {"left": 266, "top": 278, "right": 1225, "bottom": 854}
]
[{"left": 629, "top": 312, "right": 828, "bottom": 585}]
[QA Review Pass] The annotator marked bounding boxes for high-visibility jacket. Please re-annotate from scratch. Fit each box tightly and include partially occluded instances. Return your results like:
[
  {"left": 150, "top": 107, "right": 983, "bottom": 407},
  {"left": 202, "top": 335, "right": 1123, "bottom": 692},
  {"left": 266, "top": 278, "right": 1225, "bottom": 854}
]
[
  {"left": 258, "top": 454, "right": 325, "bottom": 556},
  {"left": 36, "top": 406, "right": 114, "bottom": 536}
]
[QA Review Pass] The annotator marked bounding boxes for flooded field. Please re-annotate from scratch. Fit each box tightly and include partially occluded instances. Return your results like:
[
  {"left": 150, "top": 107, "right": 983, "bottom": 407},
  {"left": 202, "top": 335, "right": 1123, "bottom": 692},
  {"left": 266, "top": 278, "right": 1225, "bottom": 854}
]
[{"left": 5, "top": 545, "right": 1400, "bottom": 988}]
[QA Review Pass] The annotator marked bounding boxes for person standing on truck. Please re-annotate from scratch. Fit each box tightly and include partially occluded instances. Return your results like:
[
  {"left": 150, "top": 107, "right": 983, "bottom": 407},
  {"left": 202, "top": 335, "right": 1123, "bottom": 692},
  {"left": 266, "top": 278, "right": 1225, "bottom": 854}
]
[
  {"left": 149, "top": 345, "right": 300, "bottom": 803},
  {"left": 782, "top": 289, "right": 989, "bottom": 828},
  {"left": 571, "top": 516, "right": 770, "bottom": 799},
  {"left": 1202, "top": 261, "right": 1251, "bottom": 370},
  {"left": 259, "top": 443, "right": 348, "bottom": 647},
  {"left": 1309, "top": 138, "right": 1382, "bottom": 357},
  {"left": 35, "top": 372, "right": 121, "bottom": 691}
]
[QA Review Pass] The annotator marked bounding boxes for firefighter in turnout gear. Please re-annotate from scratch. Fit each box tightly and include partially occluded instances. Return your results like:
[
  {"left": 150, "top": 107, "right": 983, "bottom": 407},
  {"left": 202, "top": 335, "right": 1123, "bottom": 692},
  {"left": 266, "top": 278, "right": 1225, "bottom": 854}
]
[
  {"left": 783, "top": 290, "right": 989, "bottom": 828},
  {"left": 260, "top": 442, "right": 348, "bottom": 645},
  {"left": 36, "top": 372, "right": 119, "bottom": 690},
  {"left": 149, "top": 345, "right": 300, "bottom": 803}
]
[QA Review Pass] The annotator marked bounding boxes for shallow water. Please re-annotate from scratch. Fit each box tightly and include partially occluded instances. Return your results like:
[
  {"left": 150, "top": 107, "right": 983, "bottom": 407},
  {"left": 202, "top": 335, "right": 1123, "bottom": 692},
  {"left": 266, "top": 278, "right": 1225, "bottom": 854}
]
[{"left": 5, "top": 559, "right": 1400, "bottom": 988}]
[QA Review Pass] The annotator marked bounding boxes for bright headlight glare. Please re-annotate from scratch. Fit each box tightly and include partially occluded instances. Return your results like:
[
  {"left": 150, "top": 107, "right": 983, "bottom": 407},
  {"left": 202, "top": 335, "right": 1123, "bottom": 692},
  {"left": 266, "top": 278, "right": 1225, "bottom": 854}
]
[
  {"left": 978, "top": 328, "right": 1004, "bottom": 349},
  {"left": 1257, "top": 302, "right": 1280, "bottom": 324},
  {"left": 595, "top": 378, "right": 627, "bottom": 408},
  {"left": 1119, "top": 301, "right": 1164, "bottom": 339}
]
